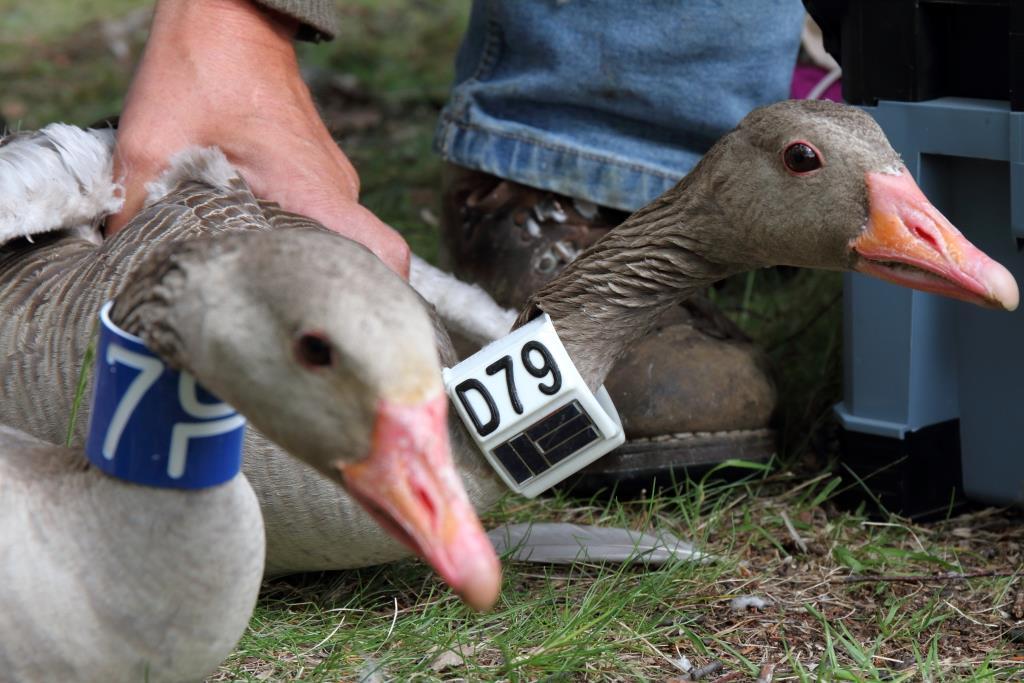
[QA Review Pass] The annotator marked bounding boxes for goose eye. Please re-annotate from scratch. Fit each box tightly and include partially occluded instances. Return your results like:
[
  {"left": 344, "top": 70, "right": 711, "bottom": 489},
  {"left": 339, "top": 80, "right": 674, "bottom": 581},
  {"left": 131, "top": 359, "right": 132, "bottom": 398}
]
[
  {"left": 783, "top": 142, "right": 822, "bottom": 174},
  {"left": 295, "top": 331, "right": 335, "bottom": 369}
]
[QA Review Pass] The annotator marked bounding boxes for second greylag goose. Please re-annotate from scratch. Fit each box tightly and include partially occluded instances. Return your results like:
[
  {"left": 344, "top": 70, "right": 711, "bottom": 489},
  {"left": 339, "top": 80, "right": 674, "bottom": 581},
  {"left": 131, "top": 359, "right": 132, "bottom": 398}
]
[
  {"left": 0, "top": 100, "right": 1016, "bottom": 575},
  {"left": 521, "top": 99, "right": 1018, "bottom": 391}
]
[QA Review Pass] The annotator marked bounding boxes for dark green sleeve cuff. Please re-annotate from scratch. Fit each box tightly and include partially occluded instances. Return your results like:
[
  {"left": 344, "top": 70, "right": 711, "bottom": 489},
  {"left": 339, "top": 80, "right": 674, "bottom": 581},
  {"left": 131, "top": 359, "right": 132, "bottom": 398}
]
[{"left": 256, "top": 0, "right": 339, "bottom": 42}]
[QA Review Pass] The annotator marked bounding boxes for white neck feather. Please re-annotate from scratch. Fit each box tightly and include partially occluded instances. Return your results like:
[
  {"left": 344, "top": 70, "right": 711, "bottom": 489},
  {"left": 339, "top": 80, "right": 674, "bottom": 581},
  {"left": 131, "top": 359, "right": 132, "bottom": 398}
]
[{"left": 409, "top": 255, "right": 517, "bottom": 347}]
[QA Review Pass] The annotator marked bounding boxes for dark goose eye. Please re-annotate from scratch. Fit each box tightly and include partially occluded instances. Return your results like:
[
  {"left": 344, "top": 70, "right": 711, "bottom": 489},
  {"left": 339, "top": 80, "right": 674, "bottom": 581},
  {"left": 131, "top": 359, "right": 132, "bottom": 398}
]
[
  {"left": 295, "top": 331, "right": 335, "bottom": 369},
  {"left": 783, "top": 142, "right": 823, "bottom": 175}
]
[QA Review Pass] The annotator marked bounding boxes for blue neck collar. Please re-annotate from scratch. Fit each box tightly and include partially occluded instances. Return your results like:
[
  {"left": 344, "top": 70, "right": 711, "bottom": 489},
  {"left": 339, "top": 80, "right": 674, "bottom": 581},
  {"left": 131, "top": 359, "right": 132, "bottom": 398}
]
[{"left": 84, "top": 301, "right": 246, "bottom": 489}]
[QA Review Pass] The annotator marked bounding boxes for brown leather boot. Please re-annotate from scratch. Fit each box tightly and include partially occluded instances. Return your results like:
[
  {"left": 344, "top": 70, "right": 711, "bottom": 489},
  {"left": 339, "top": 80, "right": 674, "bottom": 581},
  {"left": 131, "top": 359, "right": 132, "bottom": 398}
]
[
  {"left": 440, "top": 164, "right": 627, "bottom": 308},
  {"left": 440, "top": 164, "right": 777, "bottom": 493}
]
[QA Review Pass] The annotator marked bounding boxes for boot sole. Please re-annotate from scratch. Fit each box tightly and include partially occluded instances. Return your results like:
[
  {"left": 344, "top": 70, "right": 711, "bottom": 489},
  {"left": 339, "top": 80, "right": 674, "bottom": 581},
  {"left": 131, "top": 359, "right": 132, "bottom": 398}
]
[{"left": 560, "top": 427, "right": 776, "bottom": 497}]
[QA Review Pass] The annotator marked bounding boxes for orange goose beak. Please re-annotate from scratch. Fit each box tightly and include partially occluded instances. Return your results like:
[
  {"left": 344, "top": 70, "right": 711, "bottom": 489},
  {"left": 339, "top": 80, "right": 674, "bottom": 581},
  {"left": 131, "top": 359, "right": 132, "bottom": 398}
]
[
  {"left": 336, "top": 391, "right": 501, "bottom": 611},
  {"left": 852, "top": 168, "right": 1018, "bottom": 311}
]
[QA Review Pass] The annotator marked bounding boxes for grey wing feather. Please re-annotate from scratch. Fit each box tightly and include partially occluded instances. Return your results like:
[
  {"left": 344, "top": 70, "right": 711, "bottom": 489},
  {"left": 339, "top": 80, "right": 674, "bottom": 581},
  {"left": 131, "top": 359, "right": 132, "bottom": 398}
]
[{"left": 487, "top": 522, "right": 710, "bottom": 566}]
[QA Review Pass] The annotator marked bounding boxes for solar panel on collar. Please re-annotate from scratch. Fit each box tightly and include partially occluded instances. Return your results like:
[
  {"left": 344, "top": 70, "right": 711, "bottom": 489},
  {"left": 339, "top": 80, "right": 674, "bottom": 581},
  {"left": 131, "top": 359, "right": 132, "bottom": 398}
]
[{"left": 490, "top": 401, "right": 600, "bottom": 484}]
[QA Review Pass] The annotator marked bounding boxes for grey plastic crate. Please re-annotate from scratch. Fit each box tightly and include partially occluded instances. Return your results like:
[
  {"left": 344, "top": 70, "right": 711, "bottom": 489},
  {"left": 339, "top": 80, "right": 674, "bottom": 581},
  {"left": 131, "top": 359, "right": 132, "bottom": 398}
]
[{"left": 835, "top": 97, "right": 1024, "bottom": 508}]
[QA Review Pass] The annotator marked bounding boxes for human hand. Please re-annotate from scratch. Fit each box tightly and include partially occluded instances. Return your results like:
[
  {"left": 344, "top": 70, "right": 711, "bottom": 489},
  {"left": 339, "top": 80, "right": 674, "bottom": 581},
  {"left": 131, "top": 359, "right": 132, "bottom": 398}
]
[{"left": 107, "top": 0, "right": 411, "bottom": 278}]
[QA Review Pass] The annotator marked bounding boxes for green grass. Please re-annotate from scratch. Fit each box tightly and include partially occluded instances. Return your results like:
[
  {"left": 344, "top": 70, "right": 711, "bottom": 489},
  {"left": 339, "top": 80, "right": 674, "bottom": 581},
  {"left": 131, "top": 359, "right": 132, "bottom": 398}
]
[
  {"left": 210, "top": 472, "right": 1024, "bottom": 680},
  {"left": 0, "top": 0, "right": 146, "bottom": 42},
  {"left": 5, "top": 1, "right": 1024, "bottom": 680},
  {"left": 65, "top": 322, "right": 98, "bottom": 446},
  {"left": 0, "top": 0, "right": 146, "bottom": 127}
]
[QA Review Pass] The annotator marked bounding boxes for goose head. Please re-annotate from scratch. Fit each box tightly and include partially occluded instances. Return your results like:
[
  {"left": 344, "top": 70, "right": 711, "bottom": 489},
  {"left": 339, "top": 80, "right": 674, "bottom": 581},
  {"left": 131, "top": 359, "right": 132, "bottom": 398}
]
[
  {"left": 110, "top": 227, "right": 501, "bottom": 610},
  {"left": 671, "top": 99, "right": 1018, "bottom": 310}
]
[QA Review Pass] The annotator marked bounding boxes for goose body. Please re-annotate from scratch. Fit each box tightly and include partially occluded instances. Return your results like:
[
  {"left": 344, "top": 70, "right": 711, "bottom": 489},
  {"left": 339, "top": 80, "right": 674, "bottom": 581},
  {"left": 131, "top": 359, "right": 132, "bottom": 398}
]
[
  {"left": 0, "top": 100, "right": 1017, "bottom": 579},
  {"left": 0, "top": 150, "right": 499, "bottom": 680},
  {"left": 0, "top": 425, "right": 263, "bottom": 681}
]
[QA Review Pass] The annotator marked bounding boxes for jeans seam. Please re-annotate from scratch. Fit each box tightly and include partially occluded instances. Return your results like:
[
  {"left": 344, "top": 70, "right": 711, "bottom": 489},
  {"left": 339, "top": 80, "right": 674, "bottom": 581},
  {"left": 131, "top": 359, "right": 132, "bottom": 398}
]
[
  {"left": 439, "top": 113, "right": 681, "bottom": 180},
  {"left": 467, "top": 0, "right": 502, "bottom": 83}
]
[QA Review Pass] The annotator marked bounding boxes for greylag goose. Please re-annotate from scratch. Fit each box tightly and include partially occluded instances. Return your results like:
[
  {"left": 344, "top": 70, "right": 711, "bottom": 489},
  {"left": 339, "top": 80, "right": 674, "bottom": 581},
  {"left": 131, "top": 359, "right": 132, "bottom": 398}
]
[
  {"left": 0, "top": 215, "right": 501, "bottom": 681},
  {"left": 519, "top": 99, "right": 1018, "bottom": 393},
  {"left": 0, "top": 127, "right": 510, "bottom": 574},
  {"left": 0, "top": 100, "right": 1016, "bottom": 577},
  {"left": 0, "top": 148, "right": 499, "bottom": 605}
]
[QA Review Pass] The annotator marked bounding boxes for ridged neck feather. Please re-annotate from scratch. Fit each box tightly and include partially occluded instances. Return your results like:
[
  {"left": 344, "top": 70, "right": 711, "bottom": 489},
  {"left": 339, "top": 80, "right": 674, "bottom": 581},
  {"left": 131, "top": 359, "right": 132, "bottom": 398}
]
[{"left": 519, "top": 172, "right": 742, "bottom": 390}]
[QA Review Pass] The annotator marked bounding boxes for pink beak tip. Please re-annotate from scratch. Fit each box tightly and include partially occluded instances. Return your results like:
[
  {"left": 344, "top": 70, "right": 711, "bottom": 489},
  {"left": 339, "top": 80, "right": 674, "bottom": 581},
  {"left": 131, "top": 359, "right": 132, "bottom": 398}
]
[{"left": 983, "top": 260, "right": 1019, "bottom": 311}]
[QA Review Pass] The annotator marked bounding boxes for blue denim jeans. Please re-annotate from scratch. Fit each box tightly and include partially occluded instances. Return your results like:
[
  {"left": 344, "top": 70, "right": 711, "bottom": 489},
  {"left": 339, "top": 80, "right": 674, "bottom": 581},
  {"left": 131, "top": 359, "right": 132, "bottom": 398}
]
[{"left": 434, "top": 0, "right": 804, "bottom": 211}]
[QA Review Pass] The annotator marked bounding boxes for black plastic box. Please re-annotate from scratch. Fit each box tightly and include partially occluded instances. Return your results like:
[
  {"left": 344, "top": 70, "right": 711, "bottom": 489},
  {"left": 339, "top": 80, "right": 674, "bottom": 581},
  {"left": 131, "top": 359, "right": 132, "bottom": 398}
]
[{"left": 838, "top": 0, "right": 1024, "bottom": 111}]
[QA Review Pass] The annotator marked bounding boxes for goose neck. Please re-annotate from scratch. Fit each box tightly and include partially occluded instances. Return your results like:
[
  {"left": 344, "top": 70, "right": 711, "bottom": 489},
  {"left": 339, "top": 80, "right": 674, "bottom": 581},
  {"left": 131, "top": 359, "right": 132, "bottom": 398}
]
[
  {"left": 85, "top": 301, "right": 246, "bottom": 489},
  {"left": 524, "top": 193, "right": 739, "bottom": 390}
]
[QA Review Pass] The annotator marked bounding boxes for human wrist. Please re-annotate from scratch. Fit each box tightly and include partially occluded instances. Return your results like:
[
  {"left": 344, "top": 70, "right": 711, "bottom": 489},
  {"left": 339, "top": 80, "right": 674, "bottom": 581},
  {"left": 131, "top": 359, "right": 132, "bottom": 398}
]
[
  {"left": 111, "top": 0, "right": 399, "bottom": 276},
  {"left": 121, "top": 0, "right": 310, "bottom": 150},
  {"left": 148, "top": 0, "right": 299, "bottom": 67}
]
